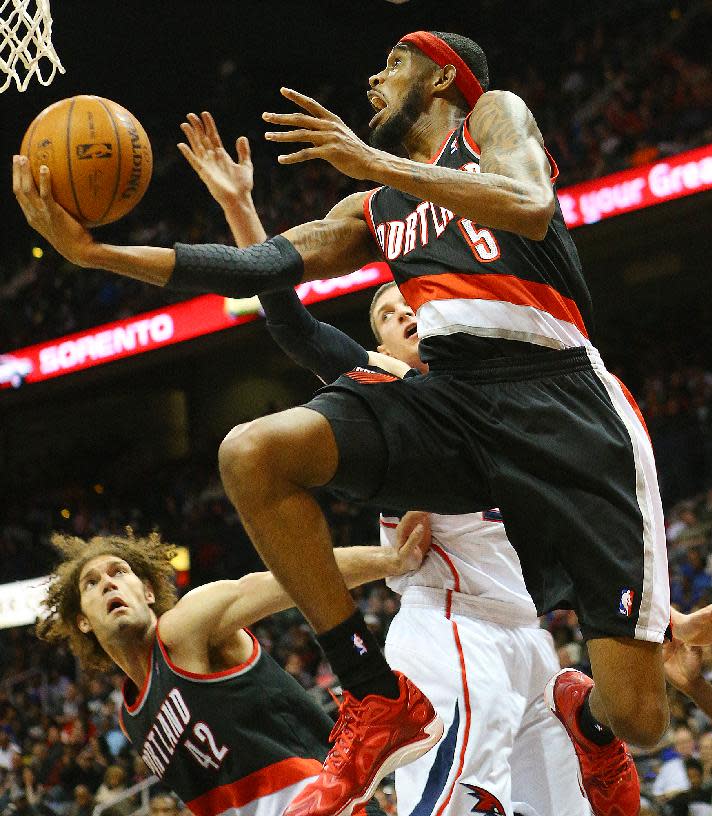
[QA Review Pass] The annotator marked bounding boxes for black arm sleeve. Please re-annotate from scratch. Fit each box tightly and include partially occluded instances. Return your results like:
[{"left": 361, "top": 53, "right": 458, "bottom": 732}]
[
  {"left": 259, "top": 288, "right": 368, "bottom": 383},
  {"left": 167, "top": 236, "right": 304, "bottom": 297}
]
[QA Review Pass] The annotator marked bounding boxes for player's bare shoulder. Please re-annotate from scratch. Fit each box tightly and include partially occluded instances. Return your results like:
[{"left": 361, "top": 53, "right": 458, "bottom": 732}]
[
  {"left": 469, "top": 90, "right": 544, "bottom": 152},
  {"left": 468, "top": 90, "right": 553, "bottom": 210}
]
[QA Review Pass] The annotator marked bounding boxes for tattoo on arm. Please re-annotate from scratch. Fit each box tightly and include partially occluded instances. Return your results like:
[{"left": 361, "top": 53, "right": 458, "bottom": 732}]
[
  {"left": 283, "top": 217, "right": 377, "bottom": 279},
  {"left": 471, "top": 91, "right": 551, "bottom": 196},
  {"left": 285, "top": 219, "right": 358, "bottom": 254}
]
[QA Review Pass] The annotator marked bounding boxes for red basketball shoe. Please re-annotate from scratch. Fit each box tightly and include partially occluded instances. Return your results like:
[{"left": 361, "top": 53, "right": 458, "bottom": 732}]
[
  {"left": 284, "top": 672, "right": 443, "bottom": 816},
  {"left": 545, "top": 669, "right": 640, "bottom": 816}
]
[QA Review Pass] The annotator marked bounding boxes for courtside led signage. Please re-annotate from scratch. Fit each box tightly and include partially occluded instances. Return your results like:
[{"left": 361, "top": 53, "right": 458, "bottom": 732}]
[{"left": 3, "top": 143, "right": 711, "bottom": 388}]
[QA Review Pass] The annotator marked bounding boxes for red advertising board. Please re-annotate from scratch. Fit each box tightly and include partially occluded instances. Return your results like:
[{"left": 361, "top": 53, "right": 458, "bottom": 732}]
[
  {"left": 557, "top": 143, "right": 712, "bottom": 227},
  {"left": 2, "top": 143, "right": 711, "bottom": 389},
  {"left": 0, "top": 263, "right": 392, "bottom": 389}
]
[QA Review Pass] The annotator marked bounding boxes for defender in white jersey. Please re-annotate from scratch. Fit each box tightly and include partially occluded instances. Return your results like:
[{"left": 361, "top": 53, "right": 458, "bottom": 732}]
[{"left": 381, "top": 510, "right": 590, "bottom": 816}]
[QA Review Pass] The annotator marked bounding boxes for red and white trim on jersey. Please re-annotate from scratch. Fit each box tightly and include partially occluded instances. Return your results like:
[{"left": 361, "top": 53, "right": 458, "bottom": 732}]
[
  {"left": 399, "top": 271, "right": 590, "bottom": 350},
  {"left": 123, "top": 633, "right": 156, "bottom": 716},
  {"left": 345, "top": 369, "right": 399, "bottom": 384},
  {"left": 186, "top": 757, "right": 322, "bottom": 816},
  {"left": 363, "top": 188, "right": 382, "bottom": 241},
  {"left": 461, "top": 125, "right": 481, "bottom": 160},
  {"left": 428, "top": 129, "right": 457, "bottom": 165},
  {"left": 428, "top": 544, "right": 473, "bottom": 816},
  {"left": 156, "top": 627, "right": 262, "bottom": 683},
  {"left": 585, "top": 349, "right": 670, "bottom": 642}
]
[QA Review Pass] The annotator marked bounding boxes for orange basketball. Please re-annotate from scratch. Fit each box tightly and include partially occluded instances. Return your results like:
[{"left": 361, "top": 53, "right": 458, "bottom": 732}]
[{"left": 20, "top": 95, "right": 152, "bottom": 227}]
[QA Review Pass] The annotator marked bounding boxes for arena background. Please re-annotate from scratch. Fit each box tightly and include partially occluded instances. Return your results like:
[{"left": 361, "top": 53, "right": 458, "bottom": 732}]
[{"left": 0, "top": 1, "right": 711, "bottom": 814}]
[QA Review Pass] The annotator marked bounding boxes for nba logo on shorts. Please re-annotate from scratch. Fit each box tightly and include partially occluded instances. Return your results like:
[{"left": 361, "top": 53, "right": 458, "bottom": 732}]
[
  {"left": 619, "top": 588, "right": 634, "bottom": 617},
  {"left": 352, "top": 634, "right": 367, "bottom": 656}
]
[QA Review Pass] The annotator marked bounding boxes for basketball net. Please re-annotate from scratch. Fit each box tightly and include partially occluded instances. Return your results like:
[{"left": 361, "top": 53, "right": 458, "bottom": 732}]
[{"left": 0, "top": 0, "right": 64, "bottom": 93}]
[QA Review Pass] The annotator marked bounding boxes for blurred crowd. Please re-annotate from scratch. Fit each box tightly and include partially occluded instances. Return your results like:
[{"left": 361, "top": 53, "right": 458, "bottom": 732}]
[
  {"left": 1, "top": 2, "right": 710, "bottom": 352},
  {"left": 640, "top": 365, "right": 712, "bottom": 508}
]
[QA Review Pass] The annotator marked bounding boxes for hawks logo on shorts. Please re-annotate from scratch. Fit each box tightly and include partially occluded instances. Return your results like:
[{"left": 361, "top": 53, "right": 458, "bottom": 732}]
[
  {"left": 461, "top": 784, "right": 506, "bottom": 815},
  {"left": 619, "top": 588, "right": 635, "bottom": 617}
]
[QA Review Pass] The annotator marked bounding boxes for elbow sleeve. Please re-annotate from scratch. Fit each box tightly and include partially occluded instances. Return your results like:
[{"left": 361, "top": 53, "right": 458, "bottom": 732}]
[{"left": 168, "top": 235, "right": 304, "bottom": 297}]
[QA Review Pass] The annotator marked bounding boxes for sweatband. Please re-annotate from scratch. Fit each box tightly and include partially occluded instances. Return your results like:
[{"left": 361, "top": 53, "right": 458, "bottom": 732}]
[
  {"left": 168, "top": 235, "right": 304, "bottom": 297},
  {"left": 399, "top": 31, "right": 484, "bottom": 110}
]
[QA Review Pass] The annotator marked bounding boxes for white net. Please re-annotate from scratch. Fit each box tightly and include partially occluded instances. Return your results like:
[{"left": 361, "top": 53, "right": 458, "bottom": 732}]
[{"left": 0, "top": 0, "right": 64, "bottom": 93}]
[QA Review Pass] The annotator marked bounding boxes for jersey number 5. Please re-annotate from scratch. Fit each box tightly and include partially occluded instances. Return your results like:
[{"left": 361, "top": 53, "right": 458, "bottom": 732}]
[
  {"left": 184, "top": 721, "right": 229, "bottom": 770},
  {"left": 458, "top": 219, "right": 501, "bottom": 263}
]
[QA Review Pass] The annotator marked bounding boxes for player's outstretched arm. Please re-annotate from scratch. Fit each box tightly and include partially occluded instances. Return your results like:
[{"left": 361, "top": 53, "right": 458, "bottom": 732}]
[
  {"left": 178, "top": 113, "right": 268, "bottom": 248},
  {"left": 12, "top": 155, "right": 378, "bottom": 295},
  {"left": 261, "top": 281, "right": 411, "bottom": 384},
  {"left": 159, "top": 519, "right": 428, "bottom": 657},
  {"left": 264, "top": 87, "right": 554, "bottom": 240},
  {"left": 177, "top": 118, "right": 401, "bottom": 381}
]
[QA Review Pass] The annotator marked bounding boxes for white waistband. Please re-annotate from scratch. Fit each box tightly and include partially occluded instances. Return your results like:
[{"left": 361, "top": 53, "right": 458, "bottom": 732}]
[{"left": 400, "top": 586, "right": 540, "bottom": 629}]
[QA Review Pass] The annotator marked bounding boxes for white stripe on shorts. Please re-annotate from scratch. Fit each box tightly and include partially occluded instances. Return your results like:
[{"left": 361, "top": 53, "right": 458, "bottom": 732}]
[{"left": 585, "top": 348, "right": 670, "bottom": 641}]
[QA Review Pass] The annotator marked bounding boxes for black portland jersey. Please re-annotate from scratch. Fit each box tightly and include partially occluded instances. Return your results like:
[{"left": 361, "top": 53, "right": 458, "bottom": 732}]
[
  {"left": 363, "top": 113, "right": 595, "bottom": 363},
  {"left": 120, "top": 627, "right": 331, "bottom": 816}
]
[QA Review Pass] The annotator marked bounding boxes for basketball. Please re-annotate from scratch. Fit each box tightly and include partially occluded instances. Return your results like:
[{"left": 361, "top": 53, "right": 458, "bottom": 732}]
[{"left": 20, "top": 95, "right": 152, "bottom": 227}]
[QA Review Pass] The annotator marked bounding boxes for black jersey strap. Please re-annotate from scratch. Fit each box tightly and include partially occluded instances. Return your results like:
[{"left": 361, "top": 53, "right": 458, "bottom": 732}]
[{"left": 168, "top": 235, "right": 304, "bottom": 297}]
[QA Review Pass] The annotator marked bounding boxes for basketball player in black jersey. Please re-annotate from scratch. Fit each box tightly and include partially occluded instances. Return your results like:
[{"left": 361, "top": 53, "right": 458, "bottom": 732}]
[
  {"left": 37, "top": 528, "right": 428, "bottom": 816},
  {"left": 15, "top": 29, "right": 669, "bottom": 816}
]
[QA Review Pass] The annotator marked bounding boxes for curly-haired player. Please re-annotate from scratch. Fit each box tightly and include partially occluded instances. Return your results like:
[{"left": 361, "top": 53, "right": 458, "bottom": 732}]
[{"left": 38, "top": 527, "right": 428, "bottom": 816}]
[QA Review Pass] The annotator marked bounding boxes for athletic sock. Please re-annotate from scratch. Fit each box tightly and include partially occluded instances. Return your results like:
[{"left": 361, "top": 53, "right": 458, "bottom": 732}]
[
  {"left": 317, "top": 609, "right": 400, "bottom": 700},
  {"left": 578, "top": 690, "right": 615, "bottom": 746}
]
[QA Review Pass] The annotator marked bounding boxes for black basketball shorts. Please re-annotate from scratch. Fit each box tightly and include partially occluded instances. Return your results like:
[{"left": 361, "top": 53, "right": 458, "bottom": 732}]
[{"left": 304, "top": 346, "right": 670, "bottom": 643}]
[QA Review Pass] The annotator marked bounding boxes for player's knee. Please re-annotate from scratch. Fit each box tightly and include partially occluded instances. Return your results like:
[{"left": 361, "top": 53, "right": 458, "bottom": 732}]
[
  {"left": 218, "top": 419, "right": 283, "bottom": 499},
  {"left": 607, "top": 694, "right": 668, "bottom": 748}
]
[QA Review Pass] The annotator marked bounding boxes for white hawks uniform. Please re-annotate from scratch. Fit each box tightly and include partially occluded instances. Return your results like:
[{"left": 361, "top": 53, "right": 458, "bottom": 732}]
[{"left": 380, "top": 510, "right": 592, "bottom": 816}]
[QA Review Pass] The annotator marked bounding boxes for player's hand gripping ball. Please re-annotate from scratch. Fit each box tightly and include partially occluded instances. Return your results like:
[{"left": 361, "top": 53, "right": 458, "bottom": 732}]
[{"left": 20, "top": 95, "right": 152, "bottom": 226}]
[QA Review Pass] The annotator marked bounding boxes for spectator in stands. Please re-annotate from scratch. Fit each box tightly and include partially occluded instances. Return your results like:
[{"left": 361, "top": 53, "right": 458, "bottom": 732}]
[
  {"left": 665, "top": 758, "right": 712, "bottom": 815},
  {"left": 0, "top": 791, "right": 40, "bottom": 816},
  {"left": 0, "top": 733, "right": 19, "bottom": 773},
  {"left": 149, "top": 793, "right": 180, "bottom": 816},
  {"left": 67, "top": 785, "right": 93, "bottom": 816},
  {"left": 59, "top": 749, "right": 104, "bottom": 798},
  {"left": 700, "top": 731, "right": 712, "bottom": 787},
  {"left": 94, "top": 766, "right": 133, "bottom": 816},
  {"left": 653, "top": 725, "right": 697, "bottom": 800}
]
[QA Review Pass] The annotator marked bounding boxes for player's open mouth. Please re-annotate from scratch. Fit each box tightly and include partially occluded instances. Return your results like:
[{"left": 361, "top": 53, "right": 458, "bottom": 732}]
[
  {"left": 367, "top": 91, "right": 388, "bottom": 128},
  {"left": 106, "top": 597, "right": 128, "bottom": 614},
  {"left": 404, "top": 324, "right": 418, "bottom": 340}
]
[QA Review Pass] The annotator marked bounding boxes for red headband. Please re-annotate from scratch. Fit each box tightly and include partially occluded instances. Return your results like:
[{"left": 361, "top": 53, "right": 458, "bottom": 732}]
[{"left": 399, "top": 31, "right": 484, "bottom": 110}]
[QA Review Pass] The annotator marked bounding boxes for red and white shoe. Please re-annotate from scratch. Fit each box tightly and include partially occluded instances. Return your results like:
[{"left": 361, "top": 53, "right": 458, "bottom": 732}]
[
  {"left": 284, "top": 671, "right": 443, "bottom": 816},
  {"left": 545, "top": 668, "right": 640, "bottom": 816}
]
